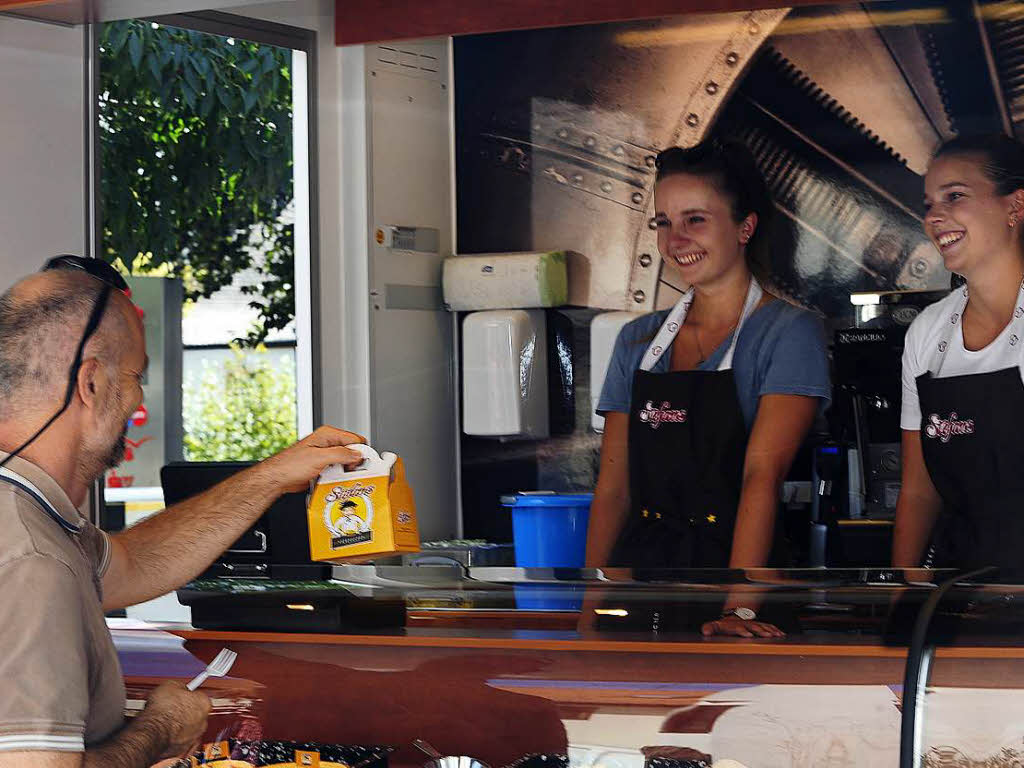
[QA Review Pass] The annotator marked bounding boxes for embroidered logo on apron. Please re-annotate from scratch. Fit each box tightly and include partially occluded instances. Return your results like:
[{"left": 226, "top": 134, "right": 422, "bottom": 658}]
[
  {"left": 638, "top": 400, "right": 688, "bottom": 429},
  {"left": 924, "top": 412, "right": 975, "bottom": 443}
]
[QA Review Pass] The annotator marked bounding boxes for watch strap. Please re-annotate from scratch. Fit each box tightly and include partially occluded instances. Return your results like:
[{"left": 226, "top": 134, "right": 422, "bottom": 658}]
[{"left": 722, "top": 607, "right": 757, "bottom": 621}]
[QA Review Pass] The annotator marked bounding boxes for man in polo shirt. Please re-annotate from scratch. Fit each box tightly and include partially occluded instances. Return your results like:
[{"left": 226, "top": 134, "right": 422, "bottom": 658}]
[{"left": 0, "top": 267, "right": 364, "bottom": 768}]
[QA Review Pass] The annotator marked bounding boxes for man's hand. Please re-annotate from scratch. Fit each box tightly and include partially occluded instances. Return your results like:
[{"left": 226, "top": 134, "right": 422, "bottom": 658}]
[
  {"left": 102, "top": 425, "right": 367, "bottom": 612},
  {"left": 257, "top": 426, "right": 366, "bottom": 493},
  {"left": 136, "top": 682, "right": 211, "bottom": 761},
  {"left": 0, "top": 683, "right": 211, "bottom": 768},
  {"left": 701, "top": 616, "right": 785, "bottom": 638}
]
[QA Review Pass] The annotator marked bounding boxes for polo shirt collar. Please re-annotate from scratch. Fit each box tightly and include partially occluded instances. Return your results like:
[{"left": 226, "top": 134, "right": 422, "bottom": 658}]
[{"left": 0, "top": 452, "right": 85, "bottom": 532}]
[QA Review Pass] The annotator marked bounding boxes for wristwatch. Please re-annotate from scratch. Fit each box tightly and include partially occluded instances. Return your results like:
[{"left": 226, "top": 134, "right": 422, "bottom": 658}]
[{"left": 721, "top": 606, "right": 757, "bottom": 621}]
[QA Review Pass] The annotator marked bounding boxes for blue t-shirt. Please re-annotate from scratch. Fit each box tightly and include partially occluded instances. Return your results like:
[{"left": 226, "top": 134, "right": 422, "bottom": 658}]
[{"left": 596, "top": 299, "right": 831, "bottom": 428}]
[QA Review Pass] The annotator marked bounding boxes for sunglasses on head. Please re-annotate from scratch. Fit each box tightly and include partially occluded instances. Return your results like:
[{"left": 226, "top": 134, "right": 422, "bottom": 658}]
[
  {"left": 43, "top": 254, "right": 130, "bottom": 293},
  {"left": 0, "top": 256, "right": 131, "bottom": 471}
]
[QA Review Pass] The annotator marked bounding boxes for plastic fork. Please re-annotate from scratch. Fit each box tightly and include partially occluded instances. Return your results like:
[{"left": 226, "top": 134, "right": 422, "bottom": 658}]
[{"left": 186, "top": 647, "right": 237, "bottom": 691}]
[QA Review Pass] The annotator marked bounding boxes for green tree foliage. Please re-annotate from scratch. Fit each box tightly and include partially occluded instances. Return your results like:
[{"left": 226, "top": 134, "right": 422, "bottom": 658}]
[
  {"left": 183, "top": 347, "right": 298, "bottom": 461},
  {"left": 99, "top": 20, "right": 294, "bottom": 344}
]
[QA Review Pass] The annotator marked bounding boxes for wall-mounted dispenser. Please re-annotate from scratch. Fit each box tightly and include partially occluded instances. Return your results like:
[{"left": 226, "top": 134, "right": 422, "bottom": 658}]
[
  {"left": 462, "top": 309, "right": 549, "bottom": 439},
  {"left": 442, "top": 251, "right": 568, "bottom": 311},
  {"left": 589, "top": 311, "right": 637, "bottom": 433}
]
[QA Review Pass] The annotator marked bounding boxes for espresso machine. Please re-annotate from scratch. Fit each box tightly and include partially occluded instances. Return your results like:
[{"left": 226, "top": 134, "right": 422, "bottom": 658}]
[{"left": 811, "top": 289, "right": 947, "bottom": 566}]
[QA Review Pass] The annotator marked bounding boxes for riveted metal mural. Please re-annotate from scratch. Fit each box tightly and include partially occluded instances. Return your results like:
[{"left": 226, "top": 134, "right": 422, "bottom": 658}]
[
  {"left": 455, "top": 0, "right": 1024, "bottom": 320},
  {"left": 455, "top": 0, "right": 1024, "bottom": 540}
]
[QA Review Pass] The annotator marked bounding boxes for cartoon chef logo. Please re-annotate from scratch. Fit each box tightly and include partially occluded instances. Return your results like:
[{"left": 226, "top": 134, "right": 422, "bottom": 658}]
[
  {"left": 638, "top": 400, "right": 688, "bottom": 430},
  {"left": 324, "top": 483, "right": 375, "bottom": 548},
  {"left": 204, "top": 741, "right": 230, "bottom": 761},
  {"left": 924, "top": 412, "right": 975, "bottom": 443}
]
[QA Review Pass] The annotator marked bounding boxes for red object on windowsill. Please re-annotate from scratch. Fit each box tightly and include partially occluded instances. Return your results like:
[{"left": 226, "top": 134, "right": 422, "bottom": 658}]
[{"left": 106, "top": 472, "right": 134, "bottom": 488}]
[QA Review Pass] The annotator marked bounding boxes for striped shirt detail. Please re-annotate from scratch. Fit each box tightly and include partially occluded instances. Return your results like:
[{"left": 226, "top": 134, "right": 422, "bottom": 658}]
[
  {"left": 97, "top": 530, "right": 112, "bottom": 578},
  {"left": 0, "top": 468, "right": 81, "bottom": 534},
  {"left": 0, "top": 733, "right": 85, "bottom": 752}
]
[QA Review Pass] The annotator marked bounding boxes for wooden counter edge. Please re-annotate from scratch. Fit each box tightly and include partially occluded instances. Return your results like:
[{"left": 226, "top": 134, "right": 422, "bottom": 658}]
[{"left": 166, "top": 628, "right": 1024, "bottom": 659}]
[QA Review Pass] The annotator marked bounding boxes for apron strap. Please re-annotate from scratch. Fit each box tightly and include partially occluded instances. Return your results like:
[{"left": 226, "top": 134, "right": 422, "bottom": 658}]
[
  {"left": 0, "top": 467, "right": 80, "bottom": 534},
  {"left": 718, "top": 279, "right": 763, "bottom": 370},
  {"left": 930, "top": 277, "right": 1024, "bottom": 376},
  {"left": 639, "top": 289, "right": 695, "bottom": 372},
  {"left": 639, "top": 278, "right": 763, "bottom": 372}
]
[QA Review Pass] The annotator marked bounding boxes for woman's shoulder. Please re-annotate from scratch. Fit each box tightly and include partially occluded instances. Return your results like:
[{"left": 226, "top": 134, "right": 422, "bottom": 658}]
[
  {"left": 752, "top": 294, "right": 824, "bottom": 336},
  {"left": 906, "top": 288, "right": 959, "bottom": 339}
]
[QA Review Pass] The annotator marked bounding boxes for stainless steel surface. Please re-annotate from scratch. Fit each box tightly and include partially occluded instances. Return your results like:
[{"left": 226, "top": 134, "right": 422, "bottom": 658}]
[{"left": 329, "top": 564, "right": 948, "bottom": 591}]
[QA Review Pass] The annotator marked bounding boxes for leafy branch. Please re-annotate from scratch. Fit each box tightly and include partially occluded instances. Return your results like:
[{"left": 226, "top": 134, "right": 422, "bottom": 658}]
[{"left": 99, "top": 20, "right": 295, "bottom": 344}]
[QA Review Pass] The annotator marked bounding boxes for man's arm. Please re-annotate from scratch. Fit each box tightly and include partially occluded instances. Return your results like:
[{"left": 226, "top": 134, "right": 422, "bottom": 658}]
[
  {"left": 0, "top": 682, "right": 209, "bottom": 768},
  {"left": 103, "top": 426, "right": 363, "bottom": 611}
]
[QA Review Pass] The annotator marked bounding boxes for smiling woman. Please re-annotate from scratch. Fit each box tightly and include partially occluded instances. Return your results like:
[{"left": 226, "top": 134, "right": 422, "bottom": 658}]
[
  {"left": 650, "top": 141, "right": 776, "bottom": 293},
  {"left": 894, "top": 133, "right": 1024, "bottom": 573},
  {"left": 584, "top": 138, "right": 832, "bottom": 637}
]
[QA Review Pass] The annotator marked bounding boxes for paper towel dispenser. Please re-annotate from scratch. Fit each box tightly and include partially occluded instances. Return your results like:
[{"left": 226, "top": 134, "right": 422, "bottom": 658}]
[
  {"left": 443, "top": 252, "right": 568, "bottom": 311},
  {"left": 462, "top": 309, "right": 549, "bottom": 439}
]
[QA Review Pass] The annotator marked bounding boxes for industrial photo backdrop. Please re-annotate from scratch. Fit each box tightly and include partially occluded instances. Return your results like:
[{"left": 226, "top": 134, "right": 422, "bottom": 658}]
[{"left": 454, "top": 0, "right": 1010, "bottom": 541}]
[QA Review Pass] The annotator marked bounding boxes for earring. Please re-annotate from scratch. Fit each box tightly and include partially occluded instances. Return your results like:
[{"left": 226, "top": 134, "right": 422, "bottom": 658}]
[{"left": 1012, "top": 215, "right": 1019, "bottom": 229}]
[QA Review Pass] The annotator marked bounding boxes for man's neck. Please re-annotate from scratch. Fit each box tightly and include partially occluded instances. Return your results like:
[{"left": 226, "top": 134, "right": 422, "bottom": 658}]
[{"left": 0, "top": 422, "right": 89, "bottom": 507}]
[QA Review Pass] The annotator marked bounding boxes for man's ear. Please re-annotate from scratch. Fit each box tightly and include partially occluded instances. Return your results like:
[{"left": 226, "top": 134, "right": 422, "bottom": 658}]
[{"left": 76, "top": 358, "right": 103, "bottom": 409}]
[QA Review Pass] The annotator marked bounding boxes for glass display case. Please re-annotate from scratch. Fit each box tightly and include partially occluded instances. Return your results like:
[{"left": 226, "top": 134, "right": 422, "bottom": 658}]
[{"left": 109, "top": 567, "right": 1024, "bottom": 767}]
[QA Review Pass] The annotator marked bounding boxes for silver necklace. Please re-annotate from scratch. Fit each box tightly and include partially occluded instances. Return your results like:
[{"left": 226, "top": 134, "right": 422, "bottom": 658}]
[
  {"left": 691, "top": 325, "right": 707, "bottom": 364},
  {"left": 691, "top": 321, "right": 737, "bottom": 365}
]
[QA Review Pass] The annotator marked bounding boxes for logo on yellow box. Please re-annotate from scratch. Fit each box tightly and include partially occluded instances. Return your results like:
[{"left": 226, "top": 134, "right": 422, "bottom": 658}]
[{"left": 323, "top": 486, "right": 375, "bottom": 548}]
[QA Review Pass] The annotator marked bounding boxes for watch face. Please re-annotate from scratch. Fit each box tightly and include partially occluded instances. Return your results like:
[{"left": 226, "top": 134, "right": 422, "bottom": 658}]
[{"left": 733, "top": 607, "right": 756, "bottom": 621}]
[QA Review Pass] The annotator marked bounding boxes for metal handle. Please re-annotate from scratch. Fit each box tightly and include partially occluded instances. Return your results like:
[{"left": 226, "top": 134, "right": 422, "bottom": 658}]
[
  {"left": 411, "top": 555, "right": 464, "bottom": 567},
  {"left": 899, "top": 565, "right": 997, "bottom": 768},
  {"left": 228, "top": 530, "right": 267, "bottom": 554}
]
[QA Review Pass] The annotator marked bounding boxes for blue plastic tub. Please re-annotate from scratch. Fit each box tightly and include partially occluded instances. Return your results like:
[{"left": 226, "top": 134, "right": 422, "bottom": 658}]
[{"left": 502, "top": 492, "right": 593, "bottom": 610}]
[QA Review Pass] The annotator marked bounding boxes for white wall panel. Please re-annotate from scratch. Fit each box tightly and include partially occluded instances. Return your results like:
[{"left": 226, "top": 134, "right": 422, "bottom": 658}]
[{"left": 0, "top": 16, "right": 85, "bottom": 290}]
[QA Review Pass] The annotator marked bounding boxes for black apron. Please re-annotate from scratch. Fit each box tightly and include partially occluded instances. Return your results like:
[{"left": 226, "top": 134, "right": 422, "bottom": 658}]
[
  {"left": 609, "top": 367, "right": 748, "bottom": 568},
  {"left": 609, "top": 279, "right": 762, "bottom": 569},
  {"left": 917, "top": 281, "right": 1024, "bottom": 573}
]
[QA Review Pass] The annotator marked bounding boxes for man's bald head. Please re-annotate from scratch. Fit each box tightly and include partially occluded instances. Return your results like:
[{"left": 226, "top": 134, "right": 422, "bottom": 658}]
[{"left": 0, "top": 269, "right": 135, "bottom": 421}]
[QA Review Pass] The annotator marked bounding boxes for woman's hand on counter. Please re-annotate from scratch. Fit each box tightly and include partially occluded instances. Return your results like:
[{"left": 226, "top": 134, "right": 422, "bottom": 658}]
[{"left": 701, "top": 616, "right": 785, "bottom": 638}]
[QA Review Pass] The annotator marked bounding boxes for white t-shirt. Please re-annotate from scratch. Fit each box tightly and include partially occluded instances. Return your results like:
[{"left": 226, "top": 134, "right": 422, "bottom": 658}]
[{"left": 901, "top": 288, "right": 1024, "bottom": 430}]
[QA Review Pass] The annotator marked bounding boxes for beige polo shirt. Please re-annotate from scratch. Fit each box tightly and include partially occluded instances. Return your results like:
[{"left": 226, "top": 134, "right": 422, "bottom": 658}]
[{"left": 0, "top": 454, "right": 126, "bottom": 753}]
